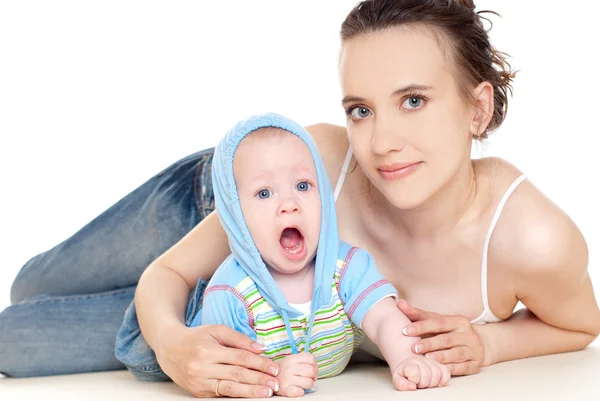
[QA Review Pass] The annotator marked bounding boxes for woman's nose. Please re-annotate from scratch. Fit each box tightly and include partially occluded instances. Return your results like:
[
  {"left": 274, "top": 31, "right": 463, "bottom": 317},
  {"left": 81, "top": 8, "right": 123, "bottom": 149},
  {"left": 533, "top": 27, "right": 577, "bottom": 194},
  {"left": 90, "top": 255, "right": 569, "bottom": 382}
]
[{"left": 371, "top": 115, "right": 406, "bottom": 155}]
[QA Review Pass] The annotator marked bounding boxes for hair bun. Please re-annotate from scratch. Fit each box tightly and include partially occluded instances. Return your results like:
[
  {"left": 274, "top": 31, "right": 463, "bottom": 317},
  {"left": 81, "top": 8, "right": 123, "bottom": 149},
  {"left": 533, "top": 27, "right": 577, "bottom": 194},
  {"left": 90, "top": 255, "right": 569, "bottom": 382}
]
[{"left": 453, "top": 0, "right": 475, "bottom": 11}]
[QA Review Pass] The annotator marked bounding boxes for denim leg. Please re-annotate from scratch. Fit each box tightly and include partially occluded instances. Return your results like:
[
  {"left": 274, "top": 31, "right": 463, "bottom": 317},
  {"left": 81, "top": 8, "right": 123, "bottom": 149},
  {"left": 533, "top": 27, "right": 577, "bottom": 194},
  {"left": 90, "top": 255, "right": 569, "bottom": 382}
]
[
  {"left": 114, "top": 278, "right": 208, "bottom": 381},
  {"left": 1, "top": 149, "right": 216, "bottom": 378},
  {"left": 0, "top": 286, "right": 136, "bottom": 377},
  {"left": 10, "top": 149, "right": 215, "bottom": 303}
]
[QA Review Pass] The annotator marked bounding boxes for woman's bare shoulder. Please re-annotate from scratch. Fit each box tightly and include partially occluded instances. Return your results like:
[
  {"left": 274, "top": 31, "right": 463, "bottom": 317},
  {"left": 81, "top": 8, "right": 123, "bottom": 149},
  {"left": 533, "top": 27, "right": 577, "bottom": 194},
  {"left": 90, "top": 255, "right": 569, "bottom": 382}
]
[
  {"left": 305, "top": 123, "right": 350, "bottom": 187},
  {"left": 481, "top": 157, "right": 589, "bottom": 289}
]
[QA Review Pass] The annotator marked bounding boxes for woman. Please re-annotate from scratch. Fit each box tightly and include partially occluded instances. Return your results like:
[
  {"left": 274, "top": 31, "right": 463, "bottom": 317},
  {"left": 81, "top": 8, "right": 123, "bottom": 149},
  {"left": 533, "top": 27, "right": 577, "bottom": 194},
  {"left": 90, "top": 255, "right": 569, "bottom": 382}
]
[{"left": 2, "top": 0, "right": 599, "bottom": 398}]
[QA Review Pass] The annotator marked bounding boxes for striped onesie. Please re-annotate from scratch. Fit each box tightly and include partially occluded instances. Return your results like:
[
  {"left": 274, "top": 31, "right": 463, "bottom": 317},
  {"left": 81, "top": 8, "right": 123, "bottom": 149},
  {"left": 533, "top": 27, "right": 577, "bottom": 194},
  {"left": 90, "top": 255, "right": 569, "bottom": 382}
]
[{"left": 198, "top": 242, "right": 397, "bottom": 378}]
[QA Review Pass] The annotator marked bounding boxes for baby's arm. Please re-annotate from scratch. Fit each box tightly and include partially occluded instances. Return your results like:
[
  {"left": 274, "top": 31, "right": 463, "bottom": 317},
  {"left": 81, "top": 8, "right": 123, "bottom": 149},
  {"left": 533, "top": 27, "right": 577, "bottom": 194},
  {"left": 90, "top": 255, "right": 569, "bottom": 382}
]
[
  {"left": 361, "top": 297, "right": 415, "bottom": 366},
  {"left": 339, "top": 246, "right": 449, "bottom": 391},
  {"left": 362, "top": 298, "right": 450, "bottom": 390}
]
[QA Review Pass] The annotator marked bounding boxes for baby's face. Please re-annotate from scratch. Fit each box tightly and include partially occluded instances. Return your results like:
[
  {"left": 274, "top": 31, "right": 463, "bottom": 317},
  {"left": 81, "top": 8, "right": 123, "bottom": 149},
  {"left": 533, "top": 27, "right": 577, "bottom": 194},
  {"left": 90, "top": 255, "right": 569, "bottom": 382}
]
[{"left": 233, "top": 129, "right": 321, "bottom": 276}]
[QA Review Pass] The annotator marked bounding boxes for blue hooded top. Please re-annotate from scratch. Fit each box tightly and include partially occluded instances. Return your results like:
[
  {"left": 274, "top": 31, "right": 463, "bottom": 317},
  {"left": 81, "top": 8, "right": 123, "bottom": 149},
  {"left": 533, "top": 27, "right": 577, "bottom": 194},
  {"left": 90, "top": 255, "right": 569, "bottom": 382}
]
[
  {"left": 211, "top": 113, "right": 338, "bottom": 344},
  {"left": 197, "top": 112, "right": 397, "bottom": 356}
]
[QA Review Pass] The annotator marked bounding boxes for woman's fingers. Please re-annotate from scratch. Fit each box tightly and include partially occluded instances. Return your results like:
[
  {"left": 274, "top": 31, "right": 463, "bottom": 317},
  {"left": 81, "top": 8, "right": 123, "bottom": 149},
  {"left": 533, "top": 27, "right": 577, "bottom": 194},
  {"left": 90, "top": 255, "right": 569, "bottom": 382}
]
[
  {"left": 403, "top": 316, "right": 469, "bottom": 337},
  {"left": 446, "top": 360, "right": 482, "bottom": 376},
  {"left": 425, "top": 346, "right": 473, "bottom": 364},
  {"left": 208, "top": 326, "right": 279, "bottom": 377},
  {"left": 209, "top": 324, "right": 267, "bottom": 354},
  {"left": 216, "top": 379, "right": 274, "bottom": 398},
  {"left": 413, "top": 332, "right": 465, "bottom": 354},
  {"left": 210, "top": 364, "right": 279, "bottom": 391},
  {"left": 216, "top": 347, "right": 279, "bottom": 376},
  {"left": 397, "top": 300, "right": 439, "bottom": 322}
]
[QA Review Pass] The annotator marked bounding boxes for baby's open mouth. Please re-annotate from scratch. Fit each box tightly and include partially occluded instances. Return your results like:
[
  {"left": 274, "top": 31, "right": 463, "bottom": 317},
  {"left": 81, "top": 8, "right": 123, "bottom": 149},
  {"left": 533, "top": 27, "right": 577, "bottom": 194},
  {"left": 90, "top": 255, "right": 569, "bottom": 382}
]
[{"left": 279, "top": 227, "right": 306, "bottom": 260}]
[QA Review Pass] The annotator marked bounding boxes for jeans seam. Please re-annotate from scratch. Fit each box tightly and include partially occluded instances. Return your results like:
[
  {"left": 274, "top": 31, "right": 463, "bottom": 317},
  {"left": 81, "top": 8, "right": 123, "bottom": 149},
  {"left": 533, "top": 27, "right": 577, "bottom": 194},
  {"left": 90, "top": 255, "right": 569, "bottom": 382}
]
[
  {"left": 130, "top": 364, "right": 163, "bottom": 372},
  {"left": 16, "top": 287, "right": 135, "bottom": 305}
]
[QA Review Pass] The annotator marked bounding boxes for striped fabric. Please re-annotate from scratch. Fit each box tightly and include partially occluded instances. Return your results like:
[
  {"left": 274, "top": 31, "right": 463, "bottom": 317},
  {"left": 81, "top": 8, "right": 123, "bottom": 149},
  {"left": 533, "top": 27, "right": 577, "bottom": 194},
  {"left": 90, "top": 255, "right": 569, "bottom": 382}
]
[{"left": 235, "top": 258, "right": 364, "bottom": 378}]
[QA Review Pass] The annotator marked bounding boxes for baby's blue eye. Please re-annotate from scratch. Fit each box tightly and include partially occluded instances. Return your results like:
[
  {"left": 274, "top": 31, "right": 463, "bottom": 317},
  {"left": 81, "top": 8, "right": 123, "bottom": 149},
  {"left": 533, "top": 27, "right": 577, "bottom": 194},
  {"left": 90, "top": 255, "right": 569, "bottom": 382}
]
[
  {"left": 257, "top": 189, "right": 272, "bottom": 199},
  {"left": 296, "top": 181, "right": 311, "bottom": 192}
]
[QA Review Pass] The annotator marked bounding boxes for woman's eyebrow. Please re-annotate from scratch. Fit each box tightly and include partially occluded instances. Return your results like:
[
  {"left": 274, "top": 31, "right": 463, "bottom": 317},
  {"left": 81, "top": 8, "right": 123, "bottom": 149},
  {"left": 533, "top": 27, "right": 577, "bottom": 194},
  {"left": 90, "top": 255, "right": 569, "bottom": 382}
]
[
  {"left": 391, "top": 84, "right": 433, "bottom": 96},
  {"left": 341, "top": 95, "right": 365, "bottom": 105},
  {"left": 342, "top": 84, "right": 434, "bottom": 105}
]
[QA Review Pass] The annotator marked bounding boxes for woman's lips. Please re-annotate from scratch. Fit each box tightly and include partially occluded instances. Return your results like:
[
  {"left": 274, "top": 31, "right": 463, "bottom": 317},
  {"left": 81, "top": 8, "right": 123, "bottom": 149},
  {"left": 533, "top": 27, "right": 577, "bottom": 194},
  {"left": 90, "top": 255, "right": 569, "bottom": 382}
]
[{"left": 378, "top": 162, "right": 422, "bottom": 180}]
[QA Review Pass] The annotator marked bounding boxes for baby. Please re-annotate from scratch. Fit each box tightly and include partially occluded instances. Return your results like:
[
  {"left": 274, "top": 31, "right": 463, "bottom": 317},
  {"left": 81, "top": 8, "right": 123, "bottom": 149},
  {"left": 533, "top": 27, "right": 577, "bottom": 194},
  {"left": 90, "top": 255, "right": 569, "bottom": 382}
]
[{"left": 191, "top": 113, "right": 450, "bottom": 397}]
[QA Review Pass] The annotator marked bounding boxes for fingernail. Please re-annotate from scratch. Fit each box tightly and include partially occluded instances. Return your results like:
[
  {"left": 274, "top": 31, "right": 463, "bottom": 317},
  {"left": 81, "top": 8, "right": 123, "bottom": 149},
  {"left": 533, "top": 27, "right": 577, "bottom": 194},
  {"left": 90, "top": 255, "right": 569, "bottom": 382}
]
[
  {"left": 402, "top": 326, "right": 414, "bottom": 335},
  {"left": 425, "top": 353, "right": 436, "bottom": 361},
  {"left": 253, "top": 342, "right": 267, "bottom": 351},
  {"left": 268, "top": 380, "right": 278, "bottom": 392},
  {"left": 259, "top": 388, "right": 272, "bottom": 398},
  {"left": 415, "top": 344, "right": 423, "bottom": 354},
  {"left": 269, "top": 366, "right": 279, "bottom": 376}
]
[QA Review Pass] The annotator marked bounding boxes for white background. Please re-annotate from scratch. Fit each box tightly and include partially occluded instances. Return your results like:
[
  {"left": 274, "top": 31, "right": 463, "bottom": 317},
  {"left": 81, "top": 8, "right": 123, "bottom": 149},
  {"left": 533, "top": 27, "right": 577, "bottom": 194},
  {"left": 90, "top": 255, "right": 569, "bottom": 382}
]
[{"left": 0, "top": 0, "right": 598, "bottom": 310}]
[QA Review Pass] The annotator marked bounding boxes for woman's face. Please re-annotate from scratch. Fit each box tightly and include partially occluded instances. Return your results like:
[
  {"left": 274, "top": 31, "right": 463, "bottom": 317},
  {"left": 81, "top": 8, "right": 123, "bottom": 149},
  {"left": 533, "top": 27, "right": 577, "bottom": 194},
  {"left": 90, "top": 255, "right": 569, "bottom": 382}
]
[{"left": 339, "top": 26, "right": 476, "bottom": 210}]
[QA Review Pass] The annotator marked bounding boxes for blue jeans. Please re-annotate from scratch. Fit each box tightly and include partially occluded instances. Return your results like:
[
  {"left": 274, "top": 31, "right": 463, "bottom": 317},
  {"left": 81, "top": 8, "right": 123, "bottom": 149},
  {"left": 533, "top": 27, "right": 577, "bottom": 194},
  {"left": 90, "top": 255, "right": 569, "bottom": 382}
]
[{"left": 0, "top": 148, "right": 215, "bottom": 378}]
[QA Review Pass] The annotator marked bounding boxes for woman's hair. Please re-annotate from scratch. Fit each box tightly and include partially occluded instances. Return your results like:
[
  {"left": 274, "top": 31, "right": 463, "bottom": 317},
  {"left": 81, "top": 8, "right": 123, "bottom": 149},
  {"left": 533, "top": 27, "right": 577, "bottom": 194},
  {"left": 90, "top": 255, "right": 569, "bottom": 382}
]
[{"left": 341, "top": 0, "right": 516, "bottom": 139}]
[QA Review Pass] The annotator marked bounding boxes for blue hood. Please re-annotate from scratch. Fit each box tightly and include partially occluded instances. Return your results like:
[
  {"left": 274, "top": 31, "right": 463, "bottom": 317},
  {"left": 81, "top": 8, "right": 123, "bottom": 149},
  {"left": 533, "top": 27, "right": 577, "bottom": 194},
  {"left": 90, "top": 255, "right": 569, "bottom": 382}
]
[{"left": 212, "top": 113, "right": 339, "bottom": 346}]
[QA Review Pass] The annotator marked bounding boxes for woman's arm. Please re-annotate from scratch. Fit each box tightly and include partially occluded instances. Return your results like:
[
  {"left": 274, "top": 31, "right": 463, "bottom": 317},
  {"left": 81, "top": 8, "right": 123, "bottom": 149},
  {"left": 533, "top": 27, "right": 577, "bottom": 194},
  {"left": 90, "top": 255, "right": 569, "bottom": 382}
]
[
  {"left": 477, "top": 201, "right": 600, "bottom": 365},
  {"left": 136, "top": 211, "right": 279, "bottom": 398},
  {"left": 399, "top": 182, "right": 600, "bottom": 375}
]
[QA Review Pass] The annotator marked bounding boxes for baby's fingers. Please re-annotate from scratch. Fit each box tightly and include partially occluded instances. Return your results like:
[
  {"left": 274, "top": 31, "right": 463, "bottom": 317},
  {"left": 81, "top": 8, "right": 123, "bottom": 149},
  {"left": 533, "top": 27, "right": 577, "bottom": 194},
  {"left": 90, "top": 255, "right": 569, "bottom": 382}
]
[
  {"left": 423, "top": 362, "right": 441, "bottom": 388},
  {"left": 393, "top": 372, "right": 417, "bottom": 391},
  {"left": 402, "top": 364, "right": 421, "bottom": 386},
  {"left": 438, "top": 361, "right": 451, "bottom": 387}
]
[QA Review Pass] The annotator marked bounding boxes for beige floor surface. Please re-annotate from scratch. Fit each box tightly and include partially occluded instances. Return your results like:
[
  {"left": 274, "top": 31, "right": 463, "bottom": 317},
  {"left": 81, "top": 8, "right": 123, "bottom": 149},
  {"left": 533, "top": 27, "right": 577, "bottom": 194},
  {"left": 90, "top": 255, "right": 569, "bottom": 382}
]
[{"left": 2, "top": 343, "right": 599, "bottom": 400}]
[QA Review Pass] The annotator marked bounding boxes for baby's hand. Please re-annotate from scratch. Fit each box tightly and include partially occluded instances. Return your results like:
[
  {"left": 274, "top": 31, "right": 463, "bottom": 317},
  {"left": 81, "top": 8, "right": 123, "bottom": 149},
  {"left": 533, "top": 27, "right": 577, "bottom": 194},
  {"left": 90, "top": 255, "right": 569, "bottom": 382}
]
[
  {"left": 391, "top": 356, "right": 450, "bottom": 391},
  {"left": 275, "top": 352, "right": 318, "bottom": 397}
]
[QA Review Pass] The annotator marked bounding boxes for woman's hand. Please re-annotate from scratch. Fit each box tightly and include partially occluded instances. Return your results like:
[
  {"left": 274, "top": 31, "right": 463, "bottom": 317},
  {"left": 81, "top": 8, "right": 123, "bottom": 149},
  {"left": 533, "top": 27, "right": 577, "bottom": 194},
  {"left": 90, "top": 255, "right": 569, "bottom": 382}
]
[
  {"left": 397, "top": 300, "right": 487, "bottom": 376},
  {"left": 156, "top": 324, "right": 280, "bottom": 398}
]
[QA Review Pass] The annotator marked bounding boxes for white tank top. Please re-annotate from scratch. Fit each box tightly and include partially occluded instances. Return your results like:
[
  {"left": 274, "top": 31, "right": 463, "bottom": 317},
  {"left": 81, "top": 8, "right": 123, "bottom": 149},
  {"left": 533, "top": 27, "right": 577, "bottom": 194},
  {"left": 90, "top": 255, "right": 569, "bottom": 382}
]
[{"left": 332, "top": 146, "right": 527, "bottom": 326}]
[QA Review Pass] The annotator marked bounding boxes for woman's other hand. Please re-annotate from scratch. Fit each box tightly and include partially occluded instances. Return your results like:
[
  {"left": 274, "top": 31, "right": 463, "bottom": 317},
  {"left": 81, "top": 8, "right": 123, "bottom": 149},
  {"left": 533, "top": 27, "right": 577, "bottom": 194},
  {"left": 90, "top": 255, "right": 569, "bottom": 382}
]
[
  {"left": 157, "top": 324, "right": 280, "bottom": 398},
  {"left": 397, "top": 300, "right": 487, "bottom": 376}
]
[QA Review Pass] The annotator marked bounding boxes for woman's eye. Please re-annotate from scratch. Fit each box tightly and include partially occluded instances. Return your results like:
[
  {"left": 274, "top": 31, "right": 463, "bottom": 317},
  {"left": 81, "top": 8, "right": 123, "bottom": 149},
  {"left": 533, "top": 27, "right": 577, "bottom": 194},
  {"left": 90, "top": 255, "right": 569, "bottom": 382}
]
[
  {"left": 257, "top": 189, "right": 272, "bottom": 199},
  {"left": 296, "top": 181, "right": 311, "bottom": 192},
  {"left": 402, "top": 96, "right": 424, "bottom": 109},
  {"left": 350, "top": 107, "right": 371, "bottom": 120}
]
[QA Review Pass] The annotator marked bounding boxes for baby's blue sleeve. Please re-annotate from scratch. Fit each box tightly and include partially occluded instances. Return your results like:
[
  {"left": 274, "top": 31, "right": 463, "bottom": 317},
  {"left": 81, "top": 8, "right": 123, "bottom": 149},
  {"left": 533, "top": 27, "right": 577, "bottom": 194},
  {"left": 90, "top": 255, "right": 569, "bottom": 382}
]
[
  {"left": 339, "top": 247, "right": 398, "bottom": 329},
  {"left": 201, "top": 285, "right": 257, "bottom": 341}
]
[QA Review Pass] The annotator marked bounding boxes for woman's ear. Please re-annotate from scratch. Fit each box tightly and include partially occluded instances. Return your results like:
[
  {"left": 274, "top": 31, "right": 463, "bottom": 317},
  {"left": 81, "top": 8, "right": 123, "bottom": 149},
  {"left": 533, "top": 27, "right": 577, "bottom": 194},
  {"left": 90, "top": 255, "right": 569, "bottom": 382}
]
[{"left": 470, "top": 81, "right": 494, "bottom": 138}]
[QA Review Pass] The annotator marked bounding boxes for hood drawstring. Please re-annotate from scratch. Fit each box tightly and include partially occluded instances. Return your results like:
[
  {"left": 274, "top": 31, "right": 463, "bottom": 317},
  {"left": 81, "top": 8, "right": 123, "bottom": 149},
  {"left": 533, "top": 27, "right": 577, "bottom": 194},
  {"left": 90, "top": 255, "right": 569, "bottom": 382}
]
[
  {"left": 281, "top": 309, "right": 298, "bottom": 354},
  {"left": 304, "top": 288, "right": 320, "bottom": 353}
]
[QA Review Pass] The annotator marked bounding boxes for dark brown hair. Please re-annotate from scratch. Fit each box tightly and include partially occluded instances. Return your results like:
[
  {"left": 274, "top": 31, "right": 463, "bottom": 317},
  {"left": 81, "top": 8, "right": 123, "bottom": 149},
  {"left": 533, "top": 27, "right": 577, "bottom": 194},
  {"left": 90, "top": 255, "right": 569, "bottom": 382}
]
[{"left": 341, "top": 0, "right": 516, "bottom": 139}]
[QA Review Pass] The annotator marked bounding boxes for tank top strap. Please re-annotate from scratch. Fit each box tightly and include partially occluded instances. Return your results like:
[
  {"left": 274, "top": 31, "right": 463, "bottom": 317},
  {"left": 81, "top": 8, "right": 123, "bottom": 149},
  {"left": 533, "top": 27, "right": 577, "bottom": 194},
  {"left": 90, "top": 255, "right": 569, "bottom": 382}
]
[
  {"left": 333, "top": 145, "right": 353, "bottom": 203},
  {"left": 473, "top": 174, "right": 527, "bottom": 324}
]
